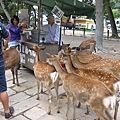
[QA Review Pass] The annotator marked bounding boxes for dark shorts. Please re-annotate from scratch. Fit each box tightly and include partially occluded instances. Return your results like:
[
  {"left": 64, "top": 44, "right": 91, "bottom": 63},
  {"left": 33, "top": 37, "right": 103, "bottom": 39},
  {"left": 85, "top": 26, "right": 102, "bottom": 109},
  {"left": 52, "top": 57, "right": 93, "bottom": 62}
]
[{"left": 0, "top": 56, "right": 7, "bottom": 92}]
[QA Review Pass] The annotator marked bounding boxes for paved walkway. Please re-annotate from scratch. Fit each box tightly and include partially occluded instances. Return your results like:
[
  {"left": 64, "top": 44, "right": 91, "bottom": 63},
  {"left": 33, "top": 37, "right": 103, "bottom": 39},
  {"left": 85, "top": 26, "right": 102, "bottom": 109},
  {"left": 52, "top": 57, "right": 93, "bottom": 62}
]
[
  {"left": 0, "top": 69, "right": 98, "bottom": 120},
  {"left": 0, "top": 34, "right": 120, "bottom": 120}
]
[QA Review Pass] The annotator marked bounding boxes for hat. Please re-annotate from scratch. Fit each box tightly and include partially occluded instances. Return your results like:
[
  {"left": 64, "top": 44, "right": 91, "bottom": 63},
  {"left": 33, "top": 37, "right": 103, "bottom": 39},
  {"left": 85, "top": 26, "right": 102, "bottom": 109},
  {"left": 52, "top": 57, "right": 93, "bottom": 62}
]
[{"left": 46, "top": 14, "right": 55, "bottom": 22}]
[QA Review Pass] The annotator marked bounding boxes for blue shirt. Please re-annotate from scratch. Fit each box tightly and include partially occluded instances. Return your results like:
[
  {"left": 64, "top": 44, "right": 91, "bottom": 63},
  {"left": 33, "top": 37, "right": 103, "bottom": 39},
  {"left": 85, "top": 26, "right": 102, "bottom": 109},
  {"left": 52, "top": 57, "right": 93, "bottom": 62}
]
[
  {"left": 8, "top": 23, "right": 22, "bottom": 42},
  {"left": 40, "top": 23, "right": 60, "bottom": 43},
  {"left": 0, "top": 23, "right": 9, "bottom": 56}
]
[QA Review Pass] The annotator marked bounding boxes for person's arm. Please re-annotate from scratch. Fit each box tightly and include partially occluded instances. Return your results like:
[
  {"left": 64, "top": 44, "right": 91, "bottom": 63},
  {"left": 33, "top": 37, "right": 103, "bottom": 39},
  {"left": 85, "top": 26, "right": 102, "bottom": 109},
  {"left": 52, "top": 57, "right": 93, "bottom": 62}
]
[
  {"left": 8, "top": 24, "right": 22, "bottom": 34},
  {"left": 8, "top": 21, "right": 26, "bottom": 34},
  {"left": 53, "top": 25, "right": 60, "bottom": 43},
  {"left": 40, "top": 24, "right": 49, "bottom": 32}
]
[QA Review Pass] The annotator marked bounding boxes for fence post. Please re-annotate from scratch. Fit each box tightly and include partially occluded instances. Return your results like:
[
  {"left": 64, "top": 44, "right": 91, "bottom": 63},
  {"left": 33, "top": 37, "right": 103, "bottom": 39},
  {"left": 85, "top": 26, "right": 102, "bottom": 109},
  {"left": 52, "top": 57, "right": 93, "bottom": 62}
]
[
  {"left": 73, "top": 27, "right": 75, "bottom": 36},
  {"left": 64, "top": 27, "right": 65, "bottom": 35},
  {"left": 83, "top": 28, "right": 85, "bottom": 38},
  {"left": 107, "top": 29, "right": 109, "bottom": 40}
]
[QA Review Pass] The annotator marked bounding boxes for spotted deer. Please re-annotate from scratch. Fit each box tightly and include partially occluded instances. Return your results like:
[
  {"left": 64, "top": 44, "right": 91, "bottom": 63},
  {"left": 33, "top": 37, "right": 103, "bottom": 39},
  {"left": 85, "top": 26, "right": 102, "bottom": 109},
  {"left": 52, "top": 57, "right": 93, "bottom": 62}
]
[
  {"left": 58, "top": 42, "right": 71, "bottom": 58},
  {"left": 62, "top": 54, "right": 120, "bottom": 119},
  {"left": 77, "top": 53, "right": 102, "bottom": 64},
  {"left": 58, "top": 42, "right": 92, "bottom": 58},
  {"left": 33, "top": 45, "right": 60, "bottom": 114},
  {"left": 62, "top": 54, "right": 120, "bottom": 93},
  {"left": 46, "top": 54, "right": 116, "bottom": 120},
  {"left": 71, "top": 53, "right": 120, "bottom": 79},
  {"left": 79, "top": 39, "right": 96, "bottom": 52}
]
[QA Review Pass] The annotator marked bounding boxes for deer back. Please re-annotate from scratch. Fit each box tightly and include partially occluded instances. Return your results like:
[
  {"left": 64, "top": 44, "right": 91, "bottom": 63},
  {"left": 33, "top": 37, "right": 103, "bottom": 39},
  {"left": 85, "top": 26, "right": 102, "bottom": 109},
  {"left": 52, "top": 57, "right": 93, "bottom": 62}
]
[{"left": 3, "top": 48, "right": 20, "bottom": 70}]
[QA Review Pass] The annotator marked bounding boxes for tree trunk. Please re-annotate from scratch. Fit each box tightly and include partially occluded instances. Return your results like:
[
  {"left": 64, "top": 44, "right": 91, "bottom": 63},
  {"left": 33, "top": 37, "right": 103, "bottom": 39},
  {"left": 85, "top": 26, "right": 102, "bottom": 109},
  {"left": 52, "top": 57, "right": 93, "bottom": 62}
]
[
  {"left": 95, "top": 0, "right": 103, "bottom": 50},
  {"left": 105, "top": 0, "right": 119, "bottom": 38},
  {"left": 0, "top": 0, "right": 11, "bottom": 21}
]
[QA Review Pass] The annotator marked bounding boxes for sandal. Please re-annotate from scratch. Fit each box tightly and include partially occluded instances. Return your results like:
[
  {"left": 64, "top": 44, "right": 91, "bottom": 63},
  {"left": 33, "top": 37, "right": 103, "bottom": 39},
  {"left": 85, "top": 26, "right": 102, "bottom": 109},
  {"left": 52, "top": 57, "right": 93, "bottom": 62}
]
[{"left": 5, "top": 106, "right": 14, "bottom": 119}]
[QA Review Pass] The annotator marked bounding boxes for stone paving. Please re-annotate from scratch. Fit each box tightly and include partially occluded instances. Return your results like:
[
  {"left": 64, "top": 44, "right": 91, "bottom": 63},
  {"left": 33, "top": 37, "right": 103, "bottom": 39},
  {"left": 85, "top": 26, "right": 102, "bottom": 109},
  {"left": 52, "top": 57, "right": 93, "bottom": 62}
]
[
  {"left": 0, "top": 69, "right": 98, "bottom": 120},
  {"left": 0, "top": 32, "right": 120, "bottom": 120}
]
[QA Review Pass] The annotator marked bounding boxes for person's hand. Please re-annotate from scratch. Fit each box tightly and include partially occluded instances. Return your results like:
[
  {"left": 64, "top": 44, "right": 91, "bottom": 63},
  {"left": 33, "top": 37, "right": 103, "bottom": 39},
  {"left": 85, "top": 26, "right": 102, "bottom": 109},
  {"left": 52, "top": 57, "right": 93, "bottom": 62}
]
[
  {"left": 18, "top": 23, "right": 21, "bottom": 27},
  {"left": 21, "top": 21, "right": 28, "bottom": 29},
  {"left": 21, "top": 21, "right": 26, "bottom": 26}
]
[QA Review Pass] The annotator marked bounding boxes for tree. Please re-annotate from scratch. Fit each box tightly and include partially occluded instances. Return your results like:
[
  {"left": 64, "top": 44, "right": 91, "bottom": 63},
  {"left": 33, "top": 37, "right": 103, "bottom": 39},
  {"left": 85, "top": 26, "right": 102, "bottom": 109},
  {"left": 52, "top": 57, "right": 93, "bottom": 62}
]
[
  {"left": 95, "top": 0, "right": 104, "bottom": 50},
  {"left": 104, "top": 0, "right": 119, "bottom": 38},
  {"left": 0, "top": 0, "right": 11, "bottom": 21}
]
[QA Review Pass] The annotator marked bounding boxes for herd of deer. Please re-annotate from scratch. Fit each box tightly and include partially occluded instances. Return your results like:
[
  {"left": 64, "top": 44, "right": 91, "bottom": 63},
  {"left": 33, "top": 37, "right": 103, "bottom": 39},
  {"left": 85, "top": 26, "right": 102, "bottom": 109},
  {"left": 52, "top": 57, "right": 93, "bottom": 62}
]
[{"left": 2, "top": 39, "right": 120, "bottom": 120}]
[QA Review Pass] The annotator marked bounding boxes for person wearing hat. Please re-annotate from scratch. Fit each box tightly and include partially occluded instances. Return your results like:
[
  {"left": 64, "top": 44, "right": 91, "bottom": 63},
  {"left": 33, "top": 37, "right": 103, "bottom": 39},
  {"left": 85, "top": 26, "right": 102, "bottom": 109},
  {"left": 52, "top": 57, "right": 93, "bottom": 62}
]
[{"left": 40, "top": 14, "right": 60, "bottom": 44}]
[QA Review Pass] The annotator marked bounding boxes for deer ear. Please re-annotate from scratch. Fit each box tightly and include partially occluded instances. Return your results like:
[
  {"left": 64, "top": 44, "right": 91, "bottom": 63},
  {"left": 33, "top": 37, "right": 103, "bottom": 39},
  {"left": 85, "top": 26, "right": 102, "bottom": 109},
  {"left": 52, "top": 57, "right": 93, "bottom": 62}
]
[
  {"left": 40, "top": 46, "right": 46, "bottom": 50},
  {"left": 67, "top": 44, "right": 70, "bottom": 46},
  {"left": 46, "top": 53, "right": 52, "bottom": 58}
]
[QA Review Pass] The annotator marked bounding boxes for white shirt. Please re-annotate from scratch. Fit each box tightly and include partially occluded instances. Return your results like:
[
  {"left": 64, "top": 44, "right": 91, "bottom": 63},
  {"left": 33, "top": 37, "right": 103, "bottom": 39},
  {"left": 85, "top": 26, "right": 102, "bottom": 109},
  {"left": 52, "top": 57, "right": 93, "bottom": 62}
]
[{"left": 40, "top": 23, "right": 60, "bottom": 43}]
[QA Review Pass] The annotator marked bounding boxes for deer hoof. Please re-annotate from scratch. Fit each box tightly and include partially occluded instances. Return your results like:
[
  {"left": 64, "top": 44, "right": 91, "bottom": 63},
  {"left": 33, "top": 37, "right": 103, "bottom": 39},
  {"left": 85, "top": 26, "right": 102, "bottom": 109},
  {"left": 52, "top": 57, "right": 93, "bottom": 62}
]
[
  {"left": 77, "top": 102, "right": 81, "bottom": 108},
  {"left": 85, "top": 111, "right": 90, "bottom": 115},
  {"left": 57, "top": 110, "right": 60, "bottom": 113},
  {"left": 36, "top": 97, "right": 39, "bottom": 100},
  {"left": 47, "top": 111, "right": 51, "bottom": 115}
]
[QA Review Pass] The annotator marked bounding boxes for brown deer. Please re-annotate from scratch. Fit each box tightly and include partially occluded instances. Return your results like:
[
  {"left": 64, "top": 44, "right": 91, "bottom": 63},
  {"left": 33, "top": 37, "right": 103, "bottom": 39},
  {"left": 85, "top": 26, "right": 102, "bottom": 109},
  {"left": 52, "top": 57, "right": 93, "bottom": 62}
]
[
  {"left": 58, "top": 42, "right": 71, "bottom": 58},
  {"left": 75, "top": 48, "right": 92, "bottom": 56},
  {"left": 77, "top": 53, "right": 102, "bottom": 64},
  {"left": 62, "top": 54, "right": 120, "bottom": 94},
  {"left": 59, "top": 42, "right": 93, "bottom": 57},
  {"left": 62, "top": 54, "right": 120, "bottom": 119},
  {"left": 79, "top": 39, "right": 96, "bottom": 52},
  {"left": 33, "top": 45, "right": 60, "bottom": 114},
  {"left": 3, "top": 48, "right": 20, "bottom": 86},
  {"left": 71, "top": 53, "right": 120, "bottom": 79},
  {"left": 46, "top": 54, "right": 116, "bottom": 120}
]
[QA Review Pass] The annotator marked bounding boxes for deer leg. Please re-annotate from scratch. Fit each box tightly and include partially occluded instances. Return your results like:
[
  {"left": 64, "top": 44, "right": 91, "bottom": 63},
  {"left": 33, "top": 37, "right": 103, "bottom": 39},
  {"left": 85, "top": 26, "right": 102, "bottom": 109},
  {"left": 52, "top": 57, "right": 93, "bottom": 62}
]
[
  {"left": 54, "top": 78, "right": 60, "bottom": 113},
  {"left": 36, "top": 79, "right": 40, "bottom": 100},
  {"left": 73, "top": 98, "right": 76, "bottom": 120},
  {"left": 114, "top": 100, "right": 119, "bottom": 120},
  {"left": 65, "top": 93, "right": 71, "bottom": 120},
  {"left": 11, "top": 68, "right": 15, "bottom": 84},
  {"left": 45, "top": 80, "right": 52, "bottom": 114},
  {"left": 77, "top": 102, "right": 81, "bottom": 108},
  {"left": 85, "top": 105, "right": 90, "bottom": 115},
  {"left": 105, "top": 109, "right": 113, "bottom": 120},
  {"left": 41, "top": 81, "right": 44, "bottom": 93},
  {"left": 15, "top": 67, "right": 19, "bottom": 86}
]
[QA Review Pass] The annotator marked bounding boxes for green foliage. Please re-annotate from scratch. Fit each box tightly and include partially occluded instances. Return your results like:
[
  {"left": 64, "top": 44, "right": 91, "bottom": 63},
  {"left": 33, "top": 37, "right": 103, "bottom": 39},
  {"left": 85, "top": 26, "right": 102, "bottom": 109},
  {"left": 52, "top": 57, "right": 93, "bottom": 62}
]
[
  {"left": 112, "top": 9, "right": 120, "bottom": 18},
  {"left": 103, "top": 0, "right": 120, "bottom": 19},
  {"left": 0, "top": 1, "right": 30, "bottom": 22}
]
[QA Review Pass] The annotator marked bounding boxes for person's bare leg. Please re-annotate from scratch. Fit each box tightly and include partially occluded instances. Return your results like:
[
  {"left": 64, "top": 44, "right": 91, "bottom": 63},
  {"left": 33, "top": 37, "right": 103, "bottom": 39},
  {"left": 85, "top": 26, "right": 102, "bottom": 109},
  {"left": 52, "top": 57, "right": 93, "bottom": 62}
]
[{"left": 0, "top": 91, "right": 10, "bottom": 113}]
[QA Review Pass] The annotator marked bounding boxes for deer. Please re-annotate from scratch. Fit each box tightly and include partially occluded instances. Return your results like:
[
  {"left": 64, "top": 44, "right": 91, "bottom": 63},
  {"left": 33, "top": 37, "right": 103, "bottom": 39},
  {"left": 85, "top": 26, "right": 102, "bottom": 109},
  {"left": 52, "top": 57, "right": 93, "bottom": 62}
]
[
  {"left": 46, "top": 53, "right": 116, "bottom": 120},
  {"left": 76, "top": 53, "right": 102, "bottom": 64},
  {"left": 58, "top": 42, "right": 71, "bottom": 58},
  {"left": 58, "top": 42, "right": 92, "bottom": 58},
  {"left": 61, "top": 54, "right": 120, "bottom": 119},
  {"left": 32, "top": 45, "right": 60, "bottom": 114},
  {"left": 72, "top": 53, "right": 120, "bottom": 91},
  {"left": 71, "top": 53, "right": 120, "bottom": 80},
  {"left": 2, "top": 40, "right": 20, "bottom": 86},
  {"left": 79, "top": 39, "right": 96, "bottom": 52},
  {"left": 3, "top": 46, "right": 20, "bottom": 86},
  {"left": 74, "top": 47, "right": 92, "bottom": 56}
]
